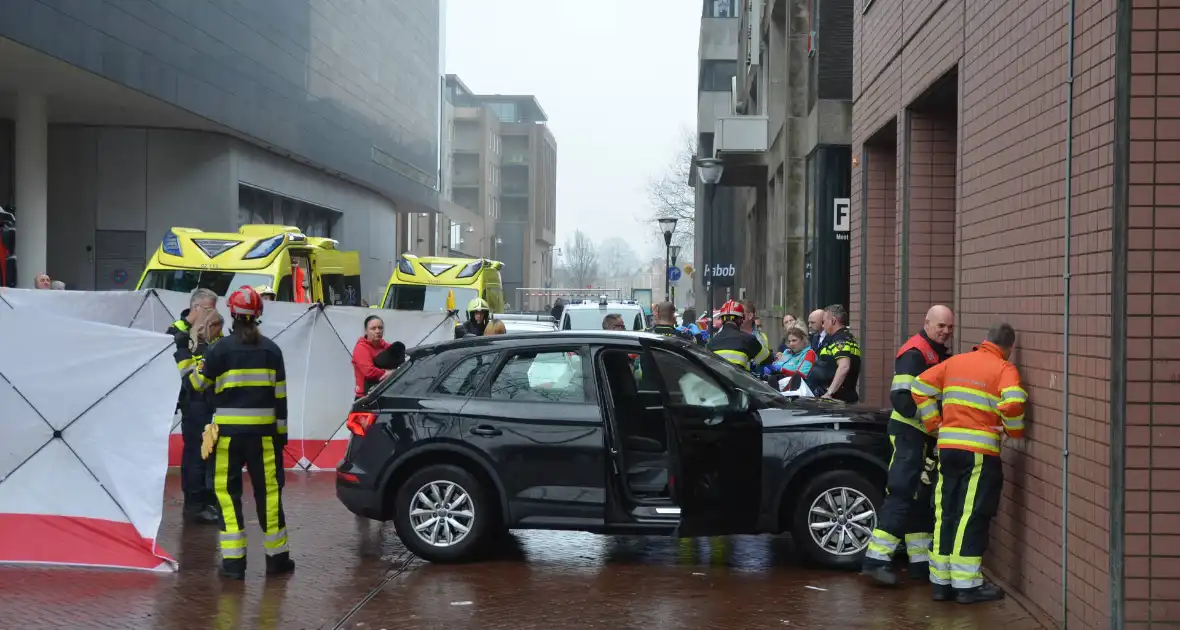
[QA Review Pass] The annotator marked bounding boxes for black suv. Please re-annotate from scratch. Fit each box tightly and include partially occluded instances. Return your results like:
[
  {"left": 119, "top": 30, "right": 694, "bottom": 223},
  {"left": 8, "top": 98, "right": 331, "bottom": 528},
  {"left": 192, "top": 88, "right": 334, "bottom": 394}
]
[{"left": 336, "top": 332, "right": 892, "bottom": 569}]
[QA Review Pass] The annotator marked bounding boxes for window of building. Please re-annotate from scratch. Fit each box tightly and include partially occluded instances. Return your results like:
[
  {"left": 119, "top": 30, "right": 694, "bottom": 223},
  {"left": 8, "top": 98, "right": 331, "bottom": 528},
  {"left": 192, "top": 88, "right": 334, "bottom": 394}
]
[
  {"left": 487, "top": 102, "right": 519, "bottom": 123},
  {"left": 703, "top": 0, "right": 736, "bottom": 18},
  {"left": 237, "top": 185, "right": 339, "bottom": 238},
  {"left": 450, "top": 222, "right": 463, "bottom": 248},
  {"left": 700, "top": 60, "right": 737, "bottom": 92}
]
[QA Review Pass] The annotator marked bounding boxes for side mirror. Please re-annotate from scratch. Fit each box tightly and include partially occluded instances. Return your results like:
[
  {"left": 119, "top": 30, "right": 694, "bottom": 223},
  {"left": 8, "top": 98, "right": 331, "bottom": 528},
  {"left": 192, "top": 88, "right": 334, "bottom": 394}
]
[{"left": 731, "top": 389, "right": 750, "bottom": 411}]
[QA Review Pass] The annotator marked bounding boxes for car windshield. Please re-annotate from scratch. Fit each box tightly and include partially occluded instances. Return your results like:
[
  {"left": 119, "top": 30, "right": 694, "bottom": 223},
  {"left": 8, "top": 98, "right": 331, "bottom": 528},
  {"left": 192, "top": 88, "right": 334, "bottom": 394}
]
[
  {"left": 564, "top": 307, "right": 644, "bottom": 331},
  {"left": 141, "top": 270, "right": 274, "bottom": 296},
  {"left": 385, "top": 285, "right": 479, "bottom": 311}
]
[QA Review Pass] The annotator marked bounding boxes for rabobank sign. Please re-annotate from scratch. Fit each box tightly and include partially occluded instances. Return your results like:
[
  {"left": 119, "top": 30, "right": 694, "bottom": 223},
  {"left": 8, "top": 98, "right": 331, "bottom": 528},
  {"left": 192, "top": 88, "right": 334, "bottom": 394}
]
[{"left": 703, "top": 263, "right": 737, "bottom": 286}]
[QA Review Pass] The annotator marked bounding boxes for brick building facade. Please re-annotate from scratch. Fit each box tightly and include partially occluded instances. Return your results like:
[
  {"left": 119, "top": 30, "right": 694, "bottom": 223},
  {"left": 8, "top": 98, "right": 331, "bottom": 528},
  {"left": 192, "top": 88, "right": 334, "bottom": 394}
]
[{"left": 851, "top": 0, "right": 1175, "bottom": 627}]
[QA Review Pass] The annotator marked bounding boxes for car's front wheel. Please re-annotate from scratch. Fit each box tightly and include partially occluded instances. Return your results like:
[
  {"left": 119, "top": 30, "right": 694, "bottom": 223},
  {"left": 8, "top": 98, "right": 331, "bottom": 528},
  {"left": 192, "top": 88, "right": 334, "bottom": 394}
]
[
  {"left": 392, "top": 464, "right": 490, "bottom": 563},
  {"left": 789, "top": 469, "right": 883, "bottom": 570}
]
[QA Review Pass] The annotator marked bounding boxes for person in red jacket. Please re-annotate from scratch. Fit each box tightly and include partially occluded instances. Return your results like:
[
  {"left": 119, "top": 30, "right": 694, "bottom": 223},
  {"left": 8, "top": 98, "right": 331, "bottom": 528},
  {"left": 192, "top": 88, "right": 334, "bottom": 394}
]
[{"left": 352, "top": 315, "right": 392, "bottom": 398}]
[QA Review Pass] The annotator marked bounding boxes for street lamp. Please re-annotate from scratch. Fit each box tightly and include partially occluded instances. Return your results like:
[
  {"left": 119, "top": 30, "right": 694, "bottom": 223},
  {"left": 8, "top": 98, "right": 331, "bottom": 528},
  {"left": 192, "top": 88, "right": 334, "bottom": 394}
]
[
  {"left": 669, "top": 244, "right": 682, "bottom": 307},
  {"left": 658, "top": 217, "right": 678, "bottom": 301},
  {"left": 695, "top": 158, "right": 724, "bottom": 328}
]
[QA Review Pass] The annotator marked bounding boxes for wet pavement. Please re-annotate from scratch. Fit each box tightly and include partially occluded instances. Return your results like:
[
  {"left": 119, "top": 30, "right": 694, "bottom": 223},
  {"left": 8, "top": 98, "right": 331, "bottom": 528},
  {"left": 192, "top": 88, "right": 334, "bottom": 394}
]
[{"left": 0, "top": 473, "right": 1045, "bottom": 630}]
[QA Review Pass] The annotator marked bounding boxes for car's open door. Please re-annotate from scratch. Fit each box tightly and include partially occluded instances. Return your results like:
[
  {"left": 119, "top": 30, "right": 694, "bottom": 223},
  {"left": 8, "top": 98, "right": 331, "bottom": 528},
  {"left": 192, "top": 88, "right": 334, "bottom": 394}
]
[{"left": 642, "top": 345, "right": 763, "bottom": 537}]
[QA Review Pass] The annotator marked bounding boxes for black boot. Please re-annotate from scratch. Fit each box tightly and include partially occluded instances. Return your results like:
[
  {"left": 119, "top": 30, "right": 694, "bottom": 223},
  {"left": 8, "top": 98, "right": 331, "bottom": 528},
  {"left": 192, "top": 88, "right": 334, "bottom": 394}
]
[
  {"left": 860, "top": 563, "right": 899, "bottom": 586},
  {"left": 184, "top": 503, "right": 220, "bottom": 525},
  {"left": 956, "top": 582, "right": 1005, "bottom": 604},
  {"left": 908, "top": 562, "right": 930, "bottom": 582},
  {"left": 931, "top": 584, "right": 955, "bottom": 601},
  {"left": 265, "top": 553, "right": 295, "bottom": 576},
  {"left": 219, "top": 558, "right": 246, "bottom": 580}
]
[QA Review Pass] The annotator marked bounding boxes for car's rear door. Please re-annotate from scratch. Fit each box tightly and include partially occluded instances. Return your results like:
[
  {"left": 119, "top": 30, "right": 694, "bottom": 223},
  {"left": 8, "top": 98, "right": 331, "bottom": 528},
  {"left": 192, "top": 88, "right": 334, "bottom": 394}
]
[
  {"left": 642, "top": 344, "right": 762, "bottom": 536},
  {"left": 458, "top": 345, "right": 606, "bottom": 527}
]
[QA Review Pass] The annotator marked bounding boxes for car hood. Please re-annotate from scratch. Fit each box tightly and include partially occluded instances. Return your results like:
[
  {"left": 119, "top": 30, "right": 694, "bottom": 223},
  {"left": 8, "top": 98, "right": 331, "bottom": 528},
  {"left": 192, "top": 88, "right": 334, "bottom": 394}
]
[{"left": 756, "top": 398, "right": 889, "bottom": 431}]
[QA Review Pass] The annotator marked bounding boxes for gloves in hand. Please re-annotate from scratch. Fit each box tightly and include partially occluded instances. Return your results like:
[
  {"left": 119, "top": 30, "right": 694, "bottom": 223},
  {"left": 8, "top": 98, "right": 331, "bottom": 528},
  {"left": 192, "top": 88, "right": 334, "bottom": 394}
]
[
  {"left": 920, "top": 456, "right": 937, "bottom": 485},
  {"left": 200, "top": 423, "right": 219, "bottom": 460}
]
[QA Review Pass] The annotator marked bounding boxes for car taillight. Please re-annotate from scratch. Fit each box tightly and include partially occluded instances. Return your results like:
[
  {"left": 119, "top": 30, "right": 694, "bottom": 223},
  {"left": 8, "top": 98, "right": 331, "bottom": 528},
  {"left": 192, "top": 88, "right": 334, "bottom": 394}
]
[{"left": 346, "top": 412, "right": 376, "bottom": 436}]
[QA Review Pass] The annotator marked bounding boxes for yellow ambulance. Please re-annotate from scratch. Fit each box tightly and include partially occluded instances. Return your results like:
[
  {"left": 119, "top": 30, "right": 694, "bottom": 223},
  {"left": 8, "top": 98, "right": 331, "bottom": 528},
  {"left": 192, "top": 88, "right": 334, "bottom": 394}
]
[
  {"left": 381, "top": 254, "right": 505, "bottom": 312},
  {"left": 137, "top": 225, "right": 363, "bottom": 305}
]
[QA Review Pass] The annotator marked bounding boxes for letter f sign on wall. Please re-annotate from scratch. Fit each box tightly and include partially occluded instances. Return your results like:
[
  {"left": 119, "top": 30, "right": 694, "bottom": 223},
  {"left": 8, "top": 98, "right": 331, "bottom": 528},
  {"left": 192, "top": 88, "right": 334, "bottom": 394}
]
[{"left": 833, "top": 198, "right": 851, "bottom": 233}]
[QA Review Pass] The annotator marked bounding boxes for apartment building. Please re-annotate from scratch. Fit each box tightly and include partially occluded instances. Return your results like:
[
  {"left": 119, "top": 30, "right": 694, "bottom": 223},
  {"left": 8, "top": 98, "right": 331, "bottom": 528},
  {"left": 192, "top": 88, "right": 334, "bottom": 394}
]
[
  {"left": 434, "top": 75, "right": 557, "bottom": 311},
  {"left": 852, "top": 0, "right": 1175, "bottom": 627},
  {"left": 694, "top": 0, "right": 853, "bottom": 347},
  {"left": 1, "top": 2, "right": 442, "bottom": 302}
]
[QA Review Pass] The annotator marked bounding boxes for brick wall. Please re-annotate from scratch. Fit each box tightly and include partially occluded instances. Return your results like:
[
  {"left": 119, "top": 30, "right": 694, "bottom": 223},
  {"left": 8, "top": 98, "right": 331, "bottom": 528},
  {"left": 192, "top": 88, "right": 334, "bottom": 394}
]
[
  {"left": 857, "top": 143, "right": 898, "bottom": 407},
  {"left": 903, "top": 112, "right": 957, "bottom": 333},
  {"left": 1126, "top": 2, "right": 1180, "bottom": 626},
  {"left": 854, "top": 0, "right": 1119, "bottom": 627}
]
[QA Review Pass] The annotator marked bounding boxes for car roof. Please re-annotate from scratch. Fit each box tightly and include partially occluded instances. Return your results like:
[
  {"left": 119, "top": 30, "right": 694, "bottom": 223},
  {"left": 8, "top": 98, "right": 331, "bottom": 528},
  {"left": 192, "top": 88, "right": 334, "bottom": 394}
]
[
  {"left": 411, "top": 330, "right": 671, "bottom": 358},
  {"left": 563, "top": 302, "right": 643, "bottom": 311}
]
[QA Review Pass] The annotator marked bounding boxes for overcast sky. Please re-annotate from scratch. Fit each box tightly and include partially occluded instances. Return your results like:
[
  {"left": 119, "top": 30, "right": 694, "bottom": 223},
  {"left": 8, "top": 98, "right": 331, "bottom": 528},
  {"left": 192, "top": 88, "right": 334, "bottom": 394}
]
[{"left": 444, "top": 0, "right": 699, "bottom": 260}]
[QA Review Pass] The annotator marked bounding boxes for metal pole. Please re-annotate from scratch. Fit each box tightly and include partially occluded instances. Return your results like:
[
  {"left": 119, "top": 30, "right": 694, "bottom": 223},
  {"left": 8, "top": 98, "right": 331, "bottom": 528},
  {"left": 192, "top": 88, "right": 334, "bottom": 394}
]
[
  {"left": 706, "top": 183, "right": 717, "bottom": 333},
  {"left": 663, "top": 242, "right": 671, "bottom": 301}
]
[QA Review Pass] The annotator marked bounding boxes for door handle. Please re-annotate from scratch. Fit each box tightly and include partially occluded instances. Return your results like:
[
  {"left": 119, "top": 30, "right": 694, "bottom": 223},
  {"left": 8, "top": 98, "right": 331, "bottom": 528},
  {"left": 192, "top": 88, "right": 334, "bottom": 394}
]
[{"left": 470, "top": 425, "right": 502, "bottom": 437}]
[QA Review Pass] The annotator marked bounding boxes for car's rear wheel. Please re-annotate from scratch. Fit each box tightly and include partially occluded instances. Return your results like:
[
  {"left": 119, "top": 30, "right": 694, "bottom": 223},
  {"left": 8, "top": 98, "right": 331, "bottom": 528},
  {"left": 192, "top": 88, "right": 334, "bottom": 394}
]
[
  {"left": 392, "top": 464, "right": 489, "bottom": 563},
  {"left": 789, "top": 469, "right": 882, "bottom": 570}
]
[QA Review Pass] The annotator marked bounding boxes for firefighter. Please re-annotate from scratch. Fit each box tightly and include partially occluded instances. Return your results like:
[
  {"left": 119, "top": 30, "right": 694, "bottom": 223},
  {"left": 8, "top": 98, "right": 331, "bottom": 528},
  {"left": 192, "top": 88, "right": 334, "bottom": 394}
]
[
  {"left": 862, "top": 305, "right": 955, "bottom": 586},
  {"left": 454, "top": 298, "right": 491, "bottom": 338},
  {"left": 739, "top": 300, "right": 773, "bottom": 369},
  {"left": 190, "top": 286, "right": 294, "bottom": 580},
  {"left": 649, "top": 301, "right": 694, "bottom": 341},
  {"left": 254, "top": 285, "right": 277, "bottom": 301},
  {"left": 912, "top": 322, "right": 1027, "bottom": 604},
  {"left": 168, "top": 288, "right": 219, "bottom": 524},
  {"left": 706, "top": 300, "right": 762, "bottom": 370}
]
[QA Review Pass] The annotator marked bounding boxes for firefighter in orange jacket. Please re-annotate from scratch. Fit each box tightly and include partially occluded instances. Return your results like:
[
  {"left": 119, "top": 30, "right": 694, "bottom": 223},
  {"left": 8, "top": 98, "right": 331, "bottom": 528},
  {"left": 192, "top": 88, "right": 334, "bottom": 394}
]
[
  {"left": 861, "top": 305, "right": 954, "bottom": 586},
  {"left": 911, "top": 322, "right": 1027, "bottom": 605}
]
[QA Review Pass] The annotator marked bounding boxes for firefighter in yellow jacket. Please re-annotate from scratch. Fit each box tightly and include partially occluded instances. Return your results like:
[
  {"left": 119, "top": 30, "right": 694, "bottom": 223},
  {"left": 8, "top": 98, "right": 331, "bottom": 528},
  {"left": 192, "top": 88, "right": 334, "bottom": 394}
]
[{"left": 190, "top": 286, "right": 294, "bottom": 580}]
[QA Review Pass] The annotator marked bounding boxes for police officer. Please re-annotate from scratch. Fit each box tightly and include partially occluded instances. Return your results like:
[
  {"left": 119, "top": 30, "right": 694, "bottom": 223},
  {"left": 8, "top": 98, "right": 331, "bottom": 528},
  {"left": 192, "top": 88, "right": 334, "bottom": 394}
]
[
  {"left": 862, "top": 305, "right": 954, "bottom": 586},
  {"left": 455, "top": 298, "right": 491, "bottom": 338},
  {"left": 649, "top": 301, "right": 695, "bottom": 341},
  {"left": 168, "top": 288, "right": 219, "bottom": 524},
  {"left": 190, "top": 287, "right": 294, "bottom": 580},
  {"left": 706, "top": 300, "right": 762, "bottom": 370}
]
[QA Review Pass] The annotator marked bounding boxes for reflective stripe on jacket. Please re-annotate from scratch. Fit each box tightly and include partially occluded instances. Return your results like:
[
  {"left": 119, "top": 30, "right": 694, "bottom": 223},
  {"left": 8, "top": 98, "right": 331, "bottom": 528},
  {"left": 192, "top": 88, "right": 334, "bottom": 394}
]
[
  {"left": 707, "top": 325, "right": 763, "bottom": 371},
  {"left": 889, "top": 332, "right": 950, "bottom": 434},
  {"left": 911, "top": 341, "right": 1027, "bottom": 455},
  {"left": 189, "top": 333, "right": 288, "bottom": 437}
]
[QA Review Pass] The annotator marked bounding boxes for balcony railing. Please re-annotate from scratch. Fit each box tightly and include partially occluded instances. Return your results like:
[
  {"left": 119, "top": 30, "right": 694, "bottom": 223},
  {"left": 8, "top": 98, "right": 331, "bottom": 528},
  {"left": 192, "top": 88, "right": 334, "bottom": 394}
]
[{"left": 504, "top": 152, "right": 529, "bottom": 165}]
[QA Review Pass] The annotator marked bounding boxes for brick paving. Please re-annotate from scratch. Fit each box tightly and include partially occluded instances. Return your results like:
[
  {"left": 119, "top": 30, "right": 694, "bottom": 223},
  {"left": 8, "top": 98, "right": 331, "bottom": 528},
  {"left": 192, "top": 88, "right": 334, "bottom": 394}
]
[{"left": 0, "top": 473, "right": 1046, "bottom": 629}]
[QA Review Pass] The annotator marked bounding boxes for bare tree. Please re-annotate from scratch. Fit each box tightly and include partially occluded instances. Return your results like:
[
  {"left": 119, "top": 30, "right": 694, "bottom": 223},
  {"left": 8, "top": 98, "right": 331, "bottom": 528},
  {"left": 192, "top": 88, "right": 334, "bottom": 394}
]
[
  {"left": 599, "top": 237, "right": 639, "bottom": 279},
  {"left": 564, "top": 230, "right": 599, "bottom": 288},
  {"left": 646, "top": 130, "right": 697, "bottom": 258}
]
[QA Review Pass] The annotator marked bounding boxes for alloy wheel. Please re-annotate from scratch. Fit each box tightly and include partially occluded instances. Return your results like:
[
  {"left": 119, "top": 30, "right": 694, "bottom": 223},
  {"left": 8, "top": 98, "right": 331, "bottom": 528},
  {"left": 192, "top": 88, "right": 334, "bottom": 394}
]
[
  {"left": 408, "top": 480, "right": 475, "bottom": 547},
  {"left": 807, "top": 485, "right": 876, "bottom": 556}
]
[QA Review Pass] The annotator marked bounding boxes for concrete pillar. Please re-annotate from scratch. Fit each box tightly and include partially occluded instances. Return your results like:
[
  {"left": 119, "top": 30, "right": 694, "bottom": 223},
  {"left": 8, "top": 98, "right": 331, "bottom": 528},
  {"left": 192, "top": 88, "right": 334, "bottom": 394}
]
[{"left": 15, "top": 93, "right": 48, "bottom": 288}]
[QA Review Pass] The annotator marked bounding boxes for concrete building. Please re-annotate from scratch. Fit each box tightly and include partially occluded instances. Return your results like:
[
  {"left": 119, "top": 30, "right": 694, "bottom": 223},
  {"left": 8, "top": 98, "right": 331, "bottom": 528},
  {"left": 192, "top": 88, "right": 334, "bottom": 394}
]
[
  {"left": 0, "top": 1, "right": 442, "bottom": 303},
  {"left": 853, "top": 0, "right": 1174, "bottom": 627},
  {"left": 693, "top": 0, "right": 853, "bottom": 347},
  {"left": 440, "top": 75, "right": 557, "bottom": 311}
]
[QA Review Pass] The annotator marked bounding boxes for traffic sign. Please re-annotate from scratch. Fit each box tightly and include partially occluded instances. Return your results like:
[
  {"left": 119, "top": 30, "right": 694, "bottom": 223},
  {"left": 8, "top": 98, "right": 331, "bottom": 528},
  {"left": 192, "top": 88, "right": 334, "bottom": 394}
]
[{"left": 667, "top": 266, "right": 682, "bottom": 282}]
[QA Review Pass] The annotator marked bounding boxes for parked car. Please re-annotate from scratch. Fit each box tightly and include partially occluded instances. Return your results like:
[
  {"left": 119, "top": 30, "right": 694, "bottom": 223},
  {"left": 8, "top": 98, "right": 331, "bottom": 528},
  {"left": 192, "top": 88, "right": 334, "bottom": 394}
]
[
  {"left": 493, "top": 313, "right": 558, "bottom": 333},
  {"left": 336, "top": 331, "right": 891, "bottom": 569},
  {"left": 559, "top": 298, "right": 646, "bottom": 331}
]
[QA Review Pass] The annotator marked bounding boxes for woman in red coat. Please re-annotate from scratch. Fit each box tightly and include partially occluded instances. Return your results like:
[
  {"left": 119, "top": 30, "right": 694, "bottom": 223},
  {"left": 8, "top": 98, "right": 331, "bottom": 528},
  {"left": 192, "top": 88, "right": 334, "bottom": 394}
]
[{"left": 352, "top": 315, "right": 392, "bottom": 398}]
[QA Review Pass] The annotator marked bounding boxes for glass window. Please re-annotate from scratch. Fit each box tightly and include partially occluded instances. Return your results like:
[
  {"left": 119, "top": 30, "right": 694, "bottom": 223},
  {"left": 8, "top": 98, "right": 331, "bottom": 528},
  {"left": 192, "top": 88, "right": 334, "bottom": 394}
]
[
  {"left": 488, "top": 350, "right": 587, "bottom": 403},
  {"left": 650, "top": 349, "right": 730, "bottom": 408},
  {"left": 701, "top": 60, "right": 738, "bottom": 91},
  {"left": 487, "top": 102, "right": 518, "bottom": 123},
  {"left": 435, "top": 354, "right": 497, "bottom": 397},
  {"left": 141, "top": 270, "right": 274, "bottom": 297},
  {"left": 704, "top": 0, "right": 736, "bottom": 18},
  {"left": 384, "top": 285, "right": 479, "bottom": 311},
  {"left": 562, "top": 308, "right": 645, "bottom": 331}
]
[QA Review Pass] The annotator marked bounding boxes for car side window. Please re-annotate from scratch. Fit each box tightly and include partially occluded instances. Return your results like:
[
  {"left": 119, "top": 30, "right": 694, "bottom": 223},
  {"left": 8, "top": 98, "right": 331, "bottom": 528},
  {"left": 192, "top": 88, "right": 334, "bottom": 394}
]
[
  {"left": 632, "top": 313, "right": 645, "bottom": 330},
  {"left": 435, "top": 354, "right": 497, "bottom": 397},
  {"left": 488, "top": 349, "right": 588, "bottom": 403},
  {"left": 650, "top": 349, "right": 729, "bottom": 408}
]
